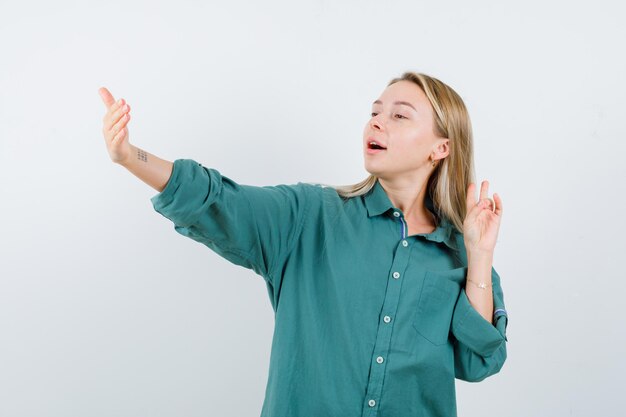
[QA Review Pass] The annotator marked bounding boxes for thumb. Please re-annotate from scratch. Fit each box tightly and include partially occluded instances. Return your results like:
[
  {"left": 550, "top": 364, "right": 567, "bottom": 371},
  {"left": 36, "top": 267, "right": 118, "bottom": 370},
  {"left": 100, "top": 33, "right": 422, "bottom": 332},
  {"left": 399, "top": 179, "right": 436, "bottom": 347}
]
[{"left": 98, "top": 87, "right": 116, "bottom": 109}]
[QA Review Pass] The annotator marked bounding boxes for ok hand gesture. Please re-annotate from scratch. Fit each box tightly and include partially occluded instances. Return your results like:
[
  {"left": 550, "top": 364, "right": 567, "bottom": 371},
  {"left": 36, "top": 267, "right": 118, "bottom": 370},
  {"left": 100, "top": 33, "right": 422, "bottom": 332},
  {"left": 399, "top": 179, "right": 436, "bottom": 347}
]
[{"left": 462, "top": 180, "right": 502, "bottom": 255}]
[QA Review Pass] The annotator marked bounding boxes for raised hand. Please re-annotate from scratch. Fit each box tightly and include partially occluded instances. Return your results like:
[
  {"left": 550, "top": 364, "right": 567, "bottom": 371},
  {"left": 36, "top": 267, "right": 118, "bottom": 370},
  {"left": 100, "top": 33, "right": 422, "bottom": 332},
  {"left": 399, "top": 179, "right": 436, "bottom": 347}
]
[
  {"left": 462, "top": 180, "right": 503, "bottom": 255},
  {"left": 99, "top": 87, "right": 132, "bottom": 165}
]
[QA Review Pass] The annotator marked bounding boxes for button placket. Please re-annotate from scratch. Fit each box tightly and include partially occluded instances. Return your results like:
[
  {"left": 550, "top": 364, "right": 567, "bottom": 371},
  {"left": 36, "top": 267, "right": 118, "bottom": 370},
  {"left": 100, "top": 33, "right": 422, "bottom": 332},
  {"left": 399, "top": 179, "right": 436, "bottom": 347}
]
[{"left": 362, "top": 209, "right": 412, "bottom": 417}]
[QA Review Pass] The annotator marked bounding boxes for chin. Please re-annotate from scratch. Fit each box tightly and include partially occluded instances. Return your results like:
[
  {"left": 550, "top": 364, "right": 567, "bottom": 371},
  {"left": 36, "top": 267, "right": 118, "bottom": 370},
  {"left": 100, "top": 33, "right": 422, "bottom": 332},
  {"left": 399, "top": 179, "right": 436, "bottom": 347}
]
[{"left": 363, "top": 163, "right": 384, "bottom": 178}]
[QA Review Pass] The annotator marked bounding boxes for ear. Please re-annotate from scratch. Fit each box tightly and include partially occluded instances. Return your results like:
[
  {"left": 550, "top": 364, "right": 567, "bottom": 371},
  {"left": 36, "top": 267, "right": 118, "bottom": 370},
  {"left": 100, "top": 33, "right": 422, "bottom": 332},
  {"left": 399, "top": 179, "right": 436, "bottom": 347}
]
[{"left": 434, "top": 138, "right": 450, "bottom": 159}]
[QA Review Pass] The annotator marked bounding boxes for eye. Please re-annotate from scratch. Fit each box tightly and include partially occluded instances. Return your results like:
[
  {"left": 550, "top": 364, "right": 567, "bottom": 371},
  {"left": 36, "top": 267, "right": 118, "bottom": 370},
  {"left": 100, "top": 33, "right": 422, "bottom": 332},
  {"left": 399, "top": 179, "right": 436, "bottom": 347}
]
[{"left": 370, "top": 112, "right": 406, "bottom": 119}]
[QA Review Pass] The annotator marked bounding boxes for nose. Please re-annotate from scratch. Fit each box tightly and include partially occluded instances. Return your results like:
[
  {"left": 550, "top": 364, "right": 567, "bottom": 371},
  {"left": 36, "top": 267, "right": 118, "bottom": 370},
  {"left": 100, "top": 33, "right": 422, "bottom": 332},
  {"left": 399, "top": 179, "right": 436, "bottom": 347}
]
[{"left": 370, "top": 114, "right": 383, "bottom": 131}]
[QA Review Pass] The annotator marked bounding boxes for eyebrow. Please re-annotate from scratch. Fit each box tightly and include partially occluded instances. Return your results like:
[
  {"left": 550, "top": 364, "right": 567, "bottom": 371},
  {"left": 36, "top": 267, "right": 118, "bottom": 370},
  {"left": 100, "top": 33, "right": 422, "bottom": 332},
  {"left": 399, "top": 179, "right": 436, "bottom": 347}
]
[{"left": 372, "top": 100, "right": 417, "bottom": 112}]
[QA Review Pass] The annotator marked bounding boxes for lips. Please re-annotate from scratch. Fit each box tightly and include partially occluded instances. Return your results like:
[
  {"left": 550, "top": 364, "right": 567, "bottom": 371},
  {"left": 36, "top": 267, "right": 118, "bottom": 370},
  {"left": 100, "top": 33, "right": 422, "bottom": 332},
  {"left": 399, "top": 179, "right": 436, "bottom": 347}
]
[{"left": 367, "top": 138, "right": 387, "bottom": 150}]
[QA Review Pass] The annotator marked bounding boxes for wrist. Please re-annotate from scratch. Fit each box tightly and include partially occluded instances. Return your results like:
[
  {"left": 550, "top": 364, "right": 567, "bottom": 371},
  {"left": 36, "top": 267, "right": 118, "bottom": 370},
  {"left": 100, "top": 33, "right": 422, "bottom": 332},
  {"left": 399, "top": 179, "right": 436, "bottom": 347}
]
[
  {"left": 467, "top": 249, "right": 493, "bottom": 264},
  {"left": 118, "top": 145, "right": 136, "bottom": 169}
]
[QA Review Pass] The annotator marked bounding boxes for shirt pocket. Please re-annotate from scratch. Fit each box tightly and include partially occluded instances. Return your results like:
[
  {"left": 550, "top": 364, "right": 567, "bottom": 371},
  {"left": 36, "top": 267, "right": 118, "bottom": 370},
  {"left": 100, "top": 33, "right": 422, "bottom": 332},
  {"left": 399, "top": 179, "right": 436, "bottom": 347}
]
[{"left": 412, "top": 267, "right": 465, "bottom": 346}]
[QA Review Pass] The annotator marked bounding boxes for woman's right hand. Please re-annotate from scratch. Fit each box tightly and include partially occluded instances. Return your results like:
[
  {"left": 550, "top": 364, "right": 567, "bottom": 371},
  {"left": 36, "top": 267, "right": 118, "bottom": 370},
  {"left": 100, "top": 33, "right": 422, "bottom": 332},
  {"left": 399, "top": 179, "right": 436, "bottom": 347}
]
[{"left": 99, "top": 87, "right": 132, "bottom": 165}]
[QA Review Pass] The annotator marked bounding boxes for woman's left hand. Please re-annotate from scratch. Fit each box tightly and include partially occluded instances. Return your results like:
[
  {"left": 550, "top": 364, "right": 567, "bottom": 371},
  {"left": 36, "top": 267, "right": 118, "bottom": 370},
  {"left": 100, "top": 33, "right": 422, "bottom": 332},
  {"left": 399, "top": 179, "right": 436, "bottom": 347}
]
[{"left": 463, "top": 180, "right": 503, "bottom": 254}]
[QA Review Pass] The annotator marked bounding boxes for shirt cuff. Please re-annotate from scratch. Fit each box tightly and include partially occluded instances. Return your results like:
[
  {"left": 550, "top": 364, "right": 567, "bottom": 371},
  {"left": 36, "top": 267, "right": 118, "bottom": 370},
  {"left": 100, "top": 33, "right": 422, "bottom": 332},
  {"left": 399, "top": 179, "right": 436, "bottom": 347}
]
[
  {"left": 452, "top": 288, "right": 508, "bottom": 357},
  {"left": 150, "top": 159, "right": 209, "bottom": 227}
]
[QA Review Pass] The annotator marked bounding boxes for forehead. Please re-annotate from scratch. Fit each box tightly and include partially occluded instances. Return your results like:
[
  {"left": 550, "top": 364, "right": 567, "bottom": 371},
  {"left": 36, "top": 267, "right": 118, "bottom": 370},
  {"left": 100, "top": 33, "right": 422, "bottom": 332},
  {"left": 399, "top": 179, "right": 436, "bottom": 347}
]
[{"left": 374, "top": 80, "right": 430, "bottom": 111}]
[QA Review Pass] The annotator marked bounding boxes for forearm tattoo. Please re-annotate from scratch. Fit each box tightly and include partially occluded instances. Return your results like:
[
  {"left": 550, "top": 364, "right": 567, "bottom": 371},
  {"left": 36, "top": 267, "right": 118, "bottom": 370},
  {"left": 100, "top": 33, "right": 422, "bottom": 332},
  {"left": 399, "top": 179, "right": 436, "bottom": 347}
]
[{"left": 137, "top": 148, "right": 148, "bottom": 162}]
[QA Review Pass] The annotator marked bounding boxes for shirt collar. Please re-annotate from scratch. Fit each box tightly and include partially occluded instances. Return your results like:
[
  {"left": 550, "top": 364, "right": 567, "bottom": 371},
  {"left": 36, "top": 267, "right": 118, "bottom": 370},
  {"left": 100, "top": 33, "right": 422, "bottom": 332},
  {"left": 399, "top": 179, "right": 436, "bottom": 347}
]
[{"left": 363, "top": 179, "right": 459, "bottom": 251}]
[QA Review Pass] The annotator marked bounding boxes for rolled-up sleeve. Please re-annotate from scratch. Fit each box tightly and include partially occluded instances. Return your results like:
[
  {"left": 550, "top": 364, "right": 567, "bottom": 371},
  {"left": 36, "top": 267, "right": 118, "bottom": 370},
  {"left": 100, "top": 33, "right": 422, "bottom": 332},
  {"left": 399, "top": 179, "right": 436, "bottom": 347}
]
[
  {"left": 150, "top": 159, "right": 310, "bottom": 286},
  {"left": 451, "top": 266, "right": 509, "bottom": 382}
]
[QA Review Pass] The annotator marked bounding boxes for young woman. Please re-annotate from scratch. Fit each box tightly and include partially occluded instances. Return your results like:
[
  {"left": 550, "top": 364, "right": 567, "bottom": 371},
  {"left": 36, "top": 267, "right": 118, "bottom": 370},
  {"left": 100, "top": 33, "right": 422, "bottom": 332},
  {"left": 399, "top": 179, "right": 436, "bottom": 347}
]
[{"left": 98, "top": 71, "right": 508, "bottom": 417}]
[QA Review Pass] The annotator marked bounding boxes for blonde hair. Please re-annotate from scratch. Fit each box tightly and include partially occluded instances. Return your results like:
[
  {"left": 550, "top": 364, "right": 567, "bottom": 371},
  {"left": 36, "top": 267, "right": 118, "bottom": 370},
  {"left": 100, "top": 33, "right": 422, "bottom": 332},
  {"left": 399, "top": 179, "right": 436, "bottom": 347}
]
[{"left": 329, "top": 71, "right": 476, "bottom": 234}]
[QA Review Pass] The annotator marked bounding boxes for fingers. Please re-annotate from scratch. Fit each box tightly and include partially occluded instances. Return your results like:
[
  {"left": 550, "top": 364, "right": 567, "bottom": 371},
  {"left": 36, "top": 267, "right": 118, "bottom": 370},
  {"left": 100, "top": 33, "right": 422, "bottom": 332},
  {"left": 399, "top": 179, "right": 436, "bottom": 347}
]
[
  {"left": 493, "top": 192, "right": 503, "bottom": 216},
  {"left": 111, "top": 102, "right": 131, "bottom": 127},
  {"left": 98, "top": 87, "right": 115, "bottom": 109},
  {"left": 99, "top": 84, "right": 128, "bottom": 124},
  {"left": 112, "top": 126, "right": 127, "bottom": 144},
  {"left": 109, "top": 110, "right": 130, "bottom": 136},
  {"left": 467, "top": 181, "right": 499, "bottom": 214},
  {"left": 104, "top": 98, "right": 125, "bottom": 122},
  {"left": 479, "top": 180, "right": 488, "bottom": 202},
  {"left": 479, "top": 180, "right": 496, "bottom": 212},
  {"left": 466, "top": 182, "right": 475, "bottom": 213},
  {"left": 104, "top": 101, "right": 131, "bottom": 133}
]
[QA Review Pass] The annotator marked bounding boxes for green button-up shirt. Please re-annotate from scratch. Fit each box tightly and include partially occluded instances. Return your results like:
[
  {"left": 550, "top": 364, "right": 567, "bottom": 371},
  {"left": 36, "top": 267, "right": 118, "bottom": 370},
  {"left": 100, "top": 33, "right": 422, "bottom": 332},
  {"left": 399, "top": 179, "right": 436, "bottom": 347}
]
[{"left": 151, "top": 159, "right": 509, "bottom": 417}]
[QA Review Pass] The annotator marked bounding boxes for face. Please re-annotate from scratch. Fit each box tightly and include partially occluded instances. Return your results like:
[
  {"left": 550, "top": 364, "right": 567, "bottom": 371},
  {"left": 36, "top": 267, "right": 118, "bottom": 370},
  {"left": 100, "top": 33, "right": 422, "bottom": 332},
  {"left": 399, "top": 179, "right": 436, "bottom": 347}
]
[{"left": 363, "top": 80, "right": 449, "bottom": 181}]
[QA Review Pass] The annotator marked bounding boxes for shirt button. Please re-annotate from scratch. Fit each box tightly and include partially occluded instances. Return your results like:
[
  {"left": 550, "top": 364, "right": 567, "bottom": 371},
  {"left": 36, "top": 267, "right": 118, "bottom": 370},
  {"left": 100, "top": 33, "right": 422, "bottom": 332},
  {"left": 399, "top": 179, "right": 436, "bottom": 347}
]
[
  {"left": 402, "top": 240, "right": 408, "bottom": 247},
  {"left": 383, "top": 315, "right": 391, "bottom": 323},
  {"left": 393, "top": 211, "right": 400, "bottom": 217},
  {"left": 392, "top": 271, "right": 400, "bottom": 279},
  {"left": 368, "top": 399, "right": 376, "bottom": 407},
  {"left": 376, "top": 356, "right": 384, "bottom": 363}
]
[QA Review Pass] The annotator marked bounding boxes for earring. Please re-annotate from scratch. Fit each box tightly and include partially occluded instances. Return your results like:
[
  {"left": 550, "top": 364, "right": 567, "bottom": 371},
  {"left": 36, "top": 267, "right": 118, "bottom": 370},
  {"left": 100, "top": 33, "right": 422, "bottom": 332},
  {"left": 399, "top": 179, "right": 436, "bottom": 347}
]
[{"left": 431, "top": 154, "right": 437, "bottom": 167}]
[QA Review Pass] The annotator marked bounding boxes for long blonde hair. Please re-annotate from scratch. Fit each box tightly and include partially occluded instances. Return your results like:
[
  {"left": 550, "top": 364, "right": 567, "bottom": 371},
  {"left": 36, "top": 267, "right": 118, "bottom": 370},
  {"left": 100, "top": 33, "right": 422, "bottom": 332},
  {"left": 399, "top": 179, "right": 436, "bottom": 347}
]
[{"left": 329, "top": 71, "right": 476, "bottom": 234}]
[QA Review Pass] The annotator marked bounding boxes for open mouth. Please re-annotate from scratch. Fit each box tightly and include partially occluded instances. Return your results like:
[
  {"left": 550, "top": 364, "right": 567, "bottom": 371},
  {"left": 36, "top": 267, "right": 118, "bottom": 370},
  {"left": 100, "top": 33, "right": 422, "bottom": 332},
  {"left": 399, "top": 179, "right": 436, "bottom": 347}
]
[{"left": 368, "top": 141, "right": 387, "bottom": 150}]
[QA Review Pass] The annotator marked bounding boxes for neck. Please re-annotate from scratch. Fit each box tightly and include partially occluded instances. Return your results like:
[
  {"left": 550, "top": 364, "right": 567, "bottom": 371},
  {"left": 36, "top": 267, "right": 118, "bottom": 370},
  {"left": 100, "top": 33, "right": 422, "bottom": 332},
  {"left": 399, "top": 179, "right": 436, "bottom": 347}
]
[{"left": 378, "top": 177, "right": 436, "bottom": 226}]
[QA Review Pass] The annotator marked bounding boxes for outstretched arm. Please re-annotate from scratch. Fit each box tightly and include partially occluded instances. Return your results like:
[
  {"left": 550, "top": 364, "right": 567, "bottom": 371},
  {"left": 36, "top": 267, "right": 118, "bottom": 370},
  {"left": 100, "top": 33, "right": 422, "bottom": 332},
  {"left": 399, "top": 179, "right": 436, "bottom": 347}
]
[{"left": 98, "top": 87, "right": 312, "bottom": 309}]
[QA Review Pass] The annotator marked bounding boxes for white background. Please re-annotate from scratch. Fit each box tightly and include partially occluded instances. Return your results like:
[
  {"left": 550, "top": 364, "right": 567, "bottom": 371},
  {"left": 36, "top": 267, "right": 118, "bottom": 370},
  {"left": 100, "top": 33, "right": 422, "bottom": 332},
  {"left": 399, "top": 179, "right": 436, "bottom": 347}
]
[{"left": 1, "top": 0, "right": 624, "bottom": 416}]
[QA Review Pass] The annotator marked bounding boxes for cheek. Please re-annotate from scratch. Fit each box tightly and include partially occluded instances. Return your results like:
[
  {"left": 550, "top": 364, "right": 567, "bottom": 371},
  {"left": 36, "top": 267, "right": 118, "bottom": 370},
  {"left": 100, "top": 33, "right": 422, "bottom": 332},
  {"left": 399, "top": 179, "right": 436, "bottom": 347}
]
[
  {"left": 393, "top": 137, "right": 429, "bottom": 162},
  {"left": 395, "top": 135, "right": 421, "bottom": 153},
  {"left": 400, "top": 130, "right": 430, "bottom": 151}
]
